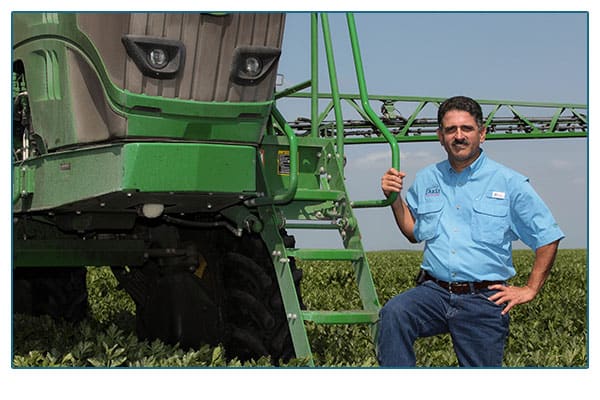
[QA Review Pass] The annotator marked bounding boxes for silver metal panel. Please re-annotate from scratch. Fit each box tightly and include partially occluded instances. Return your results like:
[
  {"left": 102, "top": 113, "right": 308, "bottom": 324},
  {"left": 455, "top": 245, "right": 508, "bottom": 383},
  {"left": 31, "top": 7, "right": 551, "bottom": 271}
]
[{"left": 77, "top": 12, "right": 285, "bottom": 103}]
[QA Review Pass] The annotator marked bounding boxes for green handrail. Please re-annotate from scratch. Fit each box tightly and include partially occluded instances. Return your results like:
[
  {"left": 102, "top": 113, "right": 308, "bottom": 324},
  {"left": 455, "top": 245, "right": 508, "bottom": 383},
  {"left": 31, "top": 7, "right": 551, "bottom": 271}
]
[
  {"left": 274, "top": 79, "right": 311, "bottom": 100},
  {"left": 345, "top": 13, "right": 399, "bottom": 208},
  {"left": 310, "top": 13, "right": 319, "bottom": 138},
  {"left": 321, "top": 13, "right": 346, "bottom": 166},
  {"left": 245, "top": 106, "right": 298, "bottom": 207}
]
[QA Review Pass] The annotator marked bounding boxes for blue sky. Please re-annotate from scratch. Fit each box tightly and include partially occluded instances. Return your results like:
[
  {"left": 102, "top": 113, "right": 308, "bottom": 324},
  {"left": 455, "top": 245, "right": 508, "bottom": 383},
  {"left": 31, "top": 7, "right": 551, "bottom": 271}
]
[{"left": 276, "top": 12, "right": 588, "bottom": 250}]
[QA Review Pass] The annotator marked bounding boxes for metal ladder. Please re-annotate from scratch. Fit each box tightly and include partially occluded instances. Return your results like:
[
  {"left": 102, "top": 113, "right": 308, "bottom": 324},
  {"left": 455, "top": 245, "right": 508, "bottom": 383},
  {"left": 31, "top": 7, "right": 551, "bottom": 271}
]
[
  {"left": 248, "top": 13, "right": 399, "bottom": 365},
  {"left": 255, "top": 137, "right": 382, "bottom": 366}
]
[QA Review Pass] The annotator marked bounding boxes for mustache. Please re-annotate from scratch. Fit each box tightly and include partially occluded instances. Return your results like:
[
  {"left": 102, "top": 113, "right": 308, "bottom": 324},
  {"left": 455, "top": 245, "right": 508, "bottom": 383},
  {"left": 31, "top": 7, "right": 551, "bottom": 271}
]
[{"left": 452, "top": 138, "right": 469, "bottom": 145}]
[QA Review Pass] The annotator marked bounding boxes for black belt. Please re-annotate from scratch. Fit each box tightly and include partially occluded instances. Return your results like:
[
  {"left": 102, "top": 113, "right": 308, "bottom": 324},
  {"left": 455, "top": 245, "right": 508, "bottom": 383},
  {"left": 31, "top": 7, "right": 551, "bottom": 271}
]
[{"left": 421, "top": 271, "right": 504, "bottom": 294}]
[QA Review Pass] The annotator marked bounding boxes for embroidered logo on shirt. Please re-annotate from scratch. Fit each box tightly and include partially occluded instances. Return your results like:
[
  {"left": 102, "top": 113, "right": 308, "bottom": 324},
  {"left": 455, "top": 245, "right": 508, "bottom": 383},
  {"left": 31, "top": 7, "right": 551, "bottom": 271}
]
[
  {"left": 492, "top": 191, "right": 506, "bottom": 199},
  {"left": 426, "top": 186, "right": 441, "bottom": 197}
]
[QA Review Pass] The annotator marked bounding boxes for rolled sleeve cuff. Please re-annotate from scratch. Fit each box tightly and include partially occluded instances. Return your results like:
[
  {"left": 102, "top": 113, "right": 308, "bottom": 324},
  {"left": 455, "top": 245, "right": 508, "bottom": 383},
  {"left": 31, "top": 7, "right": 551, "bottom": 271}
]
[{"left": 532, "top": 227, "right": 565, "bottom": 250}]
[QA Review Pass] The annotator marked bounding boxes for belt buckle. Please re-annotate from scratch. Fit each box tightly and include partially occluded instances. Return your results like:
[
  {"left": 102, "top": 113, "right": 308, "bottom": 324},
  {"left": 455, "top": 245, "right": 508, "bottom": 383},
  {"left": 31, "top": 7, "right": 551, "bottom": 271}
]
[
  {"left": 448, "top": 282, "right": 475, "bottom": 294},
  {"left": 447, "top": 281, "right": 455, "bottom": 294}
]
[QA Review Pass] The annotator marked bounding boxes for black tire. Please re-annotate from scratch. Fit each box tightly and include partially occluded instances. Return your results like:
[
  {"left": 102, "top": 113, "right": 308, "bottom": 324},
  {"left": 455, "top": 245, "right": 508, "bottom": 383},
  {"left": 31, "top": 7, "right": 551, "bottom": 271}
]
[
  {"left": 111, "top": 227, "right": 304, "bottom": 364},
  {"left": 13, "top": 267, "right": 89, "bottom": 322},
  {"left": 220, "top": 232, "right": 304, "bottom": 363}
]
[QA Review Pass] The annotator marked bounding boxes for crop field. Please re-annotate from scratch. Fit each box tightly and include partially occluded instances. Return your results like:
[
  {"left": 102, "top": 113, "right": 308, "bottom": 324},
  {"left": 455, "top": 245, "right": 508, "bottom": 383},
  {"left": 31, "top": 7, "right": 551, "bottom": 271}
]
[{"left": 12, "top": 249, "right": 587, "bottom": 367}]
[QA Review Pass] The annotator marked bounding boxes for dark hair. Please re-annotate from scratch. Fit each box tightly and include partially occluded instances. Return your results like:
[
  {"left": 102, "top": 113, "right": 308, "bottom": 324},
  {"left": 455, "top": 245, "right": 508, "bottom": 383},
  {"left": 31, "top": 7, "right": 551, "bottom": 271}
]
[{"left": 437, "top": 96, "right": 484, "bottom": 127}]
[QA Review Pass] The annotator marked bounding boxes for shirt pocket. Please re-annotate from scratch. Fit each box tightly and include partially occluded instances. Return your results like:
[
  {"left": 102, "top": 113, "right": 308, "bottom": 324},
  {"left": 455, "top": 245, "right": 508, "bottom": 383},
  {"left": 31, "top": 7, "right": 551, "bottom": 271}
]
[
  {"left": 471, "top": 197, "right": 509, "bottom": 245},
  {"left": 415, "top": 200, "right": 444, "bottom": 242}
]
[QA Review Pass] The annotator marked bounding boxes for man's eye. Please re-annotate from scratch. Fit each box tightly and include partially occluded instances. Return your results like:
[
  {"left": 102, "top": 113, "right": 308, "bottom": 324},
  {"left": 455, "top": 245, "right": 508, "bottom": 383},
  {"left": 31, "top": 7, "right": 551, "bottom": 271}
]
[
  {"left": 444, "top": 127, "right": 457, "bottom": 134},
  {"left": 461, "top": 125, "right": 475, "bottom": 132}
]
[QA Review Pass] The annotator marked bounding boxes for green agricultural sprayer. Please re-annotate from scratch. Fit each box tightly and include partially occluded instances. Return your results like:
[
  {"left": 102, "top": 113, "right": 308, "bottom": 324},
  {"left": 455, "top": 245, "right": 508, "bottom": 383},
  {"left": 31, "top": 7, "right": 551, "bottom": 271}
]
[{"left": 12, "top": 12, "right": 587, "bottom": 366}]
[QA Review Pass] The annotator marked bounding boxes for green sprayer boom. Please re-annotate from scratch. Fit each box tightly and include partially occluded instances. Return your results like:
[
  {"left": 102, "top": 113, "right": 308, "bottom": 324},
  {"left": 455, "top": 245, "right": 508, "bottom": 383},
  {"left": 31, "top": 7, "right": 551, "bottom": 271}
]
[{"left": 283, "top": 92, "right": 587, "bottom": 142}]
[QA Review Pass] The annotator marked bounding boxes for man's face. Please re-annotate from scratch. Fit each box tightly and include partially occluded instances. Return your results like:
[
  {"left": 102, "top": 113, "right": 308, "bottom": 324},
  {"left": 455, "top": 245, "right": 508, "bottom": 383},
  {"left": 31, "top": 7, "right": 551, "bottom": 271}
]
[{"left": 437, "top": 110, "right": 486, "bottom": 171}]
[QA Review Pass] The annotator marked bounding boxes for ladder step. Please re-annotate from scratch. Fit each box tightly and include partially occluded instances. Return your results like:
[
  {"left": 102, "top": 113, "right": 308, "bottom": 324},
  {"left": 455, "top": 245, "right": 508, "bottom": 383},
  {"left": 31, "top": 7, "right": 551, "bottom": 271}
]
[
  {"left": 294, "top": 188, "right": 345, "bottom": 201},
  {"left": 284, "top": 222, "right": 340, "bottom": 230},
  {"left": 301, "top": 310, "right": 379, "bottom": 324},
  {"left": 287, "top": 248, "right": 364, "bottom": 261}
]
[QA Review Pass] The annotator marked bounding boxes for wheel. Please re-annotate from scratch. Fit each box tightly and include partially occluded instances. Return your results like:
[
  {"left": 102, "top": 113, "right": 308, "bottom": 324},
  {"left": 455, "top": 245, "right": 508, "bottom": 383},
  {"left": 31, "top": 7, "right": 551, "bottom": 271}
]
[
  {"left": 13, "top": 267, "right": 89, "bottom": 322},
  {"left": 111, "top": 226, "right": 303, "bottom": 363},
  {"left": 220, "top": 231, "right": 304, "bottom": 363}
]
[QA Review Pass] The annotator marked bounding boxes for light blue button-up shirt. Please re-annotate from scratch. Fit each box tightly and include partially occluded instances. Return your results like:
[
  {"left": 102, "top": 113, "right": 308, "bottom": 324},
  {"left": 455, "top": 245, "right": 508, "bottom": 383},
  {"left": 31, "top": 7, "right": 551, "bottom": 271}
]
[{"left": 405, "top": 149, "right": 564, "bottom": 282}]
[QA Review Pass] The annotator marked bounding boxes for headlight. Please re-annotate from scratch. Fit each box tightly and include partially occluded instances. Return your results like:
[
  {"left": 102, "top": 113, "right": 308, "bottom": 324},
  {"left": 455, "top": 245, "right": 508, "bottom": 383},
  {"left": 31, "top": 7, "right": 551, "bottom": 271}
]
[
  {"left": 243, "top": 56, "right": 262, "bottom": 77},
  {"left": 122, "top": 35, "right": 185, "bottom": 79},
  {"left": 231, "top": 46, "right": 281, "bottom": 85},
  {"left": 148, "top": 48, "right": 169, "bottom": 70}
]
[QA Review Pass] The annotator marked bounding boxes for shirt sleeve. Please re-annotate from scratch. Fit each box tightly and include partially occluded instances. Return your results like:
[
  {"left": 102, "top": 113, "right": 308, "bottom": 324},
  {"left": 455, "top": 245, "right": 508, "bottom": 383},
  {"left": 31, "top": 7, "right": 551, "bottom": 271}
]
[
  {"left": 405, "top": 177, "right": 419, "bottom": 216},
  {"left": 510, "top": 178, "right": 565, "bottom": 249}
]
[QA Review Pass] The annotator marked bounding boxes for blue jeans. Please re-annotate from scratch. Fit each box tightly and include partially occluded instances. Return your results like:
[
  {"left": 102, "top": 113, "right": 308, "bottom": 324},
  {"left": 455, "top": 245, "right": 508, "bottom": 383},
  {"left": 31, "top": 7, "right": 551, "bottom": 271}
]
[{"left": 377, "top": 280, "right": 510, "bottom": 367}]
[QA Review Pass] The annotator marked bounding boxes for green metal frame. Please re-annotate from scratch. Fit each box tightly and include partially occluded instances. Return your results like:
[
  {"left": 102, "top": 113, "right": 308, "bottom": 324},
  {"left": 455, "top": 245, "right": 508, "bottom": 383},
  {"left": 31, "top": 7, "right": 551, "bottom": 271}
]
[
  {"left": 12, "top": 143, "right": 257, "bottom": 212},
  {"left": 15, "top": 239, "right": 147, "bottom": 267},
  {"left": 281, "top": 92, "right": 587, "bottom": 143}
]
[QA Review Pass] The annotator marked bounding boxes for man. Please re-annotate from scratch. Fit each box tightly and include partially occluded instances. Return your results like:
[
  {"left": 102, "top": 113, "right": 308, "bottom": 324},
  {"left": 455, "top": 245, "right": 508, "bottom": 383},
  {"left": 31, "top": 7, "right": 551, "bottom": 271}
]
[{"left": 377, "top": 96, "right": 564, "bottom": 367}]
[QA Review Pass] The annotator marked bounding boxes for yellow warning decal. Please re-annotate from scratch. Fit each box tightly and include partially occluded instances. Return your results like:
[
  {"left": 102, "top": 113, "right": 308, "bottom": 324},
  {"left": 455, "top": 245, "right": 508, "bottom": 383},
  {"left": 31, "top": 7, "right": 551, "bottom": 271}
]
[{"left": 277, "top": 150, "right": 290, "bottom": 176}]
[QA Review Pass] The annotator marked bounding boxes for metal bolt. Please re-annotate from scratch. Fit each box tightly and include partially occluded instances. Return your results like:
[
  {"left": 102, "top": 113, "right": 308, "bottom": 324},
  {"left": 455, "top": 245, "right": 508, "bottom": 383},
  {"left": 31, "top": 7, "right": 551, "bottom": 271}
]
[
  {"left": 327, "top": 174, "right": 332, "bottom": 180},
  {"left": 327, "top": 153, "right": 332, "bottom": 159},
  {"left": 316, "top": 152, "right": 322, "bottom": 158},
  {"left": 279, "top": 257, "right": 289, "bottom": 263},
  {"left": 207, "top": 203, "right": 213, "bottom": 209},
  {"left": 287, "top": 313, "right": 298, "bottom": 320},
  {"left": 319, "top": 167, "right": 325, "bottom": 174},
  {"left": 127, "top": 193, "right": 133, "bottom": 198}
]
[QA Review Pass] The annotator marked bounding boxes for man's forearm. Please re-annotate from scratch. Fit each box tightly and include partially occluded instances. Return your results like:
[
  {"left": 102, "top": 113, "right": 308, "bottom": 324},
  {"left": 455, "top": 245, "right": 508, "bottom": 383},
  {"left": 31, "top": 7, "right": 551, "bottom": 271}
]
[
  {"left": 526, "top": 240, "right": 560, "bottom": 294},
  {"left": 391, "top": 196, "right": 417, "bottom": 243},
  {"left": 488, "top": 239, "right": 560, "bottom": 314}
]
